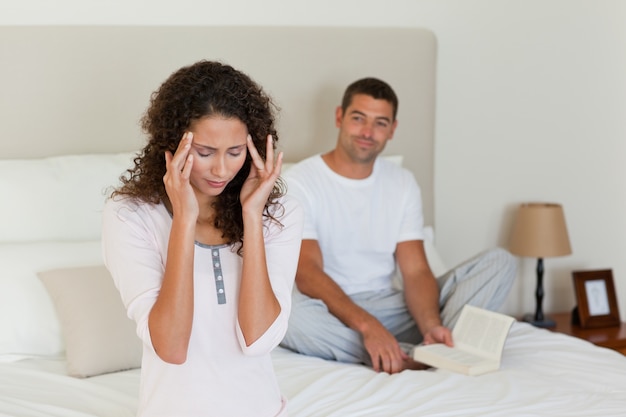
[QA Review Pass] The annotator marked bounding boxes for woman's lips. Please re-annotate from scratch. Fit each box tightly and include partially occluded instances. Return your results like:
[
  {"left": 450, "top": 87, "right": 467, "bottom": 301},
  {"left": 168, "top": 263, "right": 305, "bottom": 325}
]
[{"left": 206, "top": 180, "right": 227, "bottom": 188}]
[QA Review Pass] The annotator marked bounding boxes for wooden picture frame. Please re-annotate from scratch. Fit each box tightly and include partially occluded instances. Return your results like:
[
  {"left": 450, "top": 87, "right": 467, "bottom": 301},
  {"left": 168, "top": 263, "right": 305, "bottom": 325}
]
[{"left": 572, "top": 269, "right": 621, "bottom": 329}]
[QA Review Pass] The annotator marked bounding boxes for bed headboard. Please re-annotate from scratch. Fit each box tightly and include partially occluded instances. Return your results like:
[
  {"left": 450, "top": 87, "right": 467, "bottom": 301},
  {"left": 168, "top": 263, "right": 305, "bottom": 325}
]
[{"left": 0, "top": 26, "right": 436, "bottom": 224}]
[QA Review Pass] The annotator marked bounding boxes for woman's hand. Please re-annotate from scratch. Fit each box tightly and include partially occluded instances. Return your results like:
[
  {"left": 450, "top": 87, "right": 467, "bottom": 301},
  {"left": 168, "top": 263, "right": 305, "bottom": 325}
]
[
  {"left": 238, "top": 134, "right": 283, "bottom": 345},
  {"left": 163, "top": 131, "right": 199, "bottom": 220},
  {"left": 240, "top": 134, "right": 283, "bottom": 216}
]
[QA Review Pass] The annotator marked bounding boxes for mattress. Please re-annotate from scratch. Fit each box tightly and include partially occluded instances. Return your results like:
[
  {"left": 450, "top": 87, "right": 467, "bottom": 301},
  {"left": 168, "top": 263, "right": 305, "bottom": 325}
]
[{"left": 1, "top": 322, "right": 625, "bottom": 417}]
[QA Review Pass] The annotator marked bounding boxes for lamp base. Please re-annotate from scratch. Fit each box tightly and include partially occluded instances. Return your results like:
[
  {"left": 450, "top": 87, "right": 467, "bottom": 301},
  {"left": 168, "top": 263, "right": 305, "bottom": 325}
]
[{"left": 523, "top": 313, "right": 556, "bottom": 328}]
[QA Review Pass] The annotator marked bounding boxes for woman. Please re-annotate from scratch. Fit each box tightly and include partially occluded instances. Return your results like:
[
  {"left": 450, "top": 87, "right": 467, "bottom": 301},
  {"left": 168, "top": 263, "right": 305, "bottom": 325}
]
[{"left": 102, "top": 60, "right": 303, "bottom": 417}]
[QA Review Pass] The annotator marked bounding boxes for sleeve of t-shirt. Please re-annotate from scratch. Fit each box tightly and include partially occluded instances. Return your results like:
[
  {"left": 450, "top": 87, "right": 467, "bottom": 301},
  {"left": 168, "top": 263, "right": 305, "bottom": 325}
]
[{"left": 397, "top": 170, "right": 426, "bottom": 242}]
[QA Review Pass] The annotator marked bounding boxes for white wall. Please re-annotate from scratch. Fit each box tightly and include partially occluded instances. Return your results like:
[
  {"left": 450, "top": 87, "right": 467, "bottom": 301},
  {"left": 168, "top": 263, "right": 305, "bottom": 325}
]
[{"left": 2, "top": 0, "right": 625, "bottom": 320}]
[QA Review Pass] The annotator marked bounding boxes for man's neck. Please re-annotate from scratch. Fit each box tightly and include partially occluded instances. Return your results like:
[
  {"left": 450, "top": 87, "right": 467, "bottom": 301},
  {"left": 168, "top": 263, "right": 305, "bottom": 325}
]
[{"left": 321, "top": 150, "right": 374, "bottom": 180}]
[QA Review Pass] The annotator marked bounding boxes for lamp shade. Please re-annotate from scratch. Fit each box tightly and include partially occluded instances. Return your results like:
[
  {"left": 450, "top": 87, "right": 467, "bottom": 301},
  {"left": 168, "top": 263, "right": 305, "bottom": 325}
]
[{"left": 509, "top": 203, "right": 572, "bottom": 258}]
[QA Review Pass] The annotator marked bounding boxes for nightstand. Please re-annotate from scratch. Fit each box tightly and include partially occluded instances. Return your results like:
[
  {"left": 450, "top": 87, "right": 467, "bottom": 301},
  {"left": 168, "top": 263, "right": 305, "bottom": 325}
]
[{"left": 550, "top": 312, "right": 626, "bottom": 355}]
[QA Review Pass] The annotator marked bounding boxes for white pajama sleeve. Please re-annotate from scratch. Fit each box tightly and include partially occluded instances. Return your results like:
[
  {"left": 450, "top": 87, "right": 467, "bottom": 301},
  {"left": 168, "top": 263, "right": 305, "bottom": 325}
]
[{"left": 236, "top": 196, "right": 304, "bottom": 356}]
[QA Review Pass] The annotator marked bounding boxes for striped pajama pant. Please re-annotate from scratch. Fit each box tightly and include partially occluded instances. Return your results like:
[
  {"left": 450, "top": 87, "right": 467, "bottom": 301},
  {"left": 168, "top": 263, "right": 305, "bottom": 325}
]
[{"left": 280, "top": 247, "right": 517, "bottom": 366}]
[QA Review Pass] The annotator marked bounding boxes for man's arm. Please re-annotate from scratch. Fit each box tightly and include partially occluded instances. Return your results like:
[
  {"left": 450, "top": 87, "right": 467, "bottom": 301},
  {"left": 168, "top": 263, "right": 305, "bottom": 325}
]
[
  {"left": 397, "top": 240, "right": 453, "bottom": 346},
  {"left": 296, "top": 239, "right": 408, "bottom": 373}
]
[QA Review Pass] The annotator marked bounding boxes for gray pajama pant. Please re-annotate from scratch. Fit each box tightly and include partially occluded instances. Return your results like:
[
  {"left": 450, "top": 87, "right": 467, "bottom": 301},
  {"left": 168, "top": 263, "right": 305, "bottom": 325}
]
[{"left": 280, "top": 247, "right": 516, "bottom": 366}]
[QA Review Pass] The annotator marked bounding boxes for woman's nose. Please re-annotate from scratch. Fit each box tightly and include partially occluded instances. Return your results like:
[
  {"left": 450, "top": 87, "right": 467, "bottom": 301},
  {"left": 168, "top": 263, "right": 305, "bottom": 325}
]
[{"left": 211, "top": 157, "right": 227, "bottom": 177}]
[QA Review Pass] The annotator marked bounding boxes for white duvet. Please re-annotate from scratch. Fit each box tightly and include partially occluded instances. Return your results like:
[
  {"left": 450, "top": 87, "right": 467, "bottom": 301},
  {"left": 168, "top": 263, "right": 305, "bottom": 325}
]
[{"left": 2, "top": 322, "right": 625, "bottom": 417}]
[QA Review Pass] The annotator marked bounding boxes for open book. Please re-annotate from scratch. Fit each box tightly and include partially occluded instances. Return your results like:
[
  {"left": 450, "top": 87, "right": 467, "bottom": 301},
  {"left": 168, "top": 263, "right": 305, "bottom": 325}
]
[{"left": 412, "top": 304, "right": 515, "bottom": 376}]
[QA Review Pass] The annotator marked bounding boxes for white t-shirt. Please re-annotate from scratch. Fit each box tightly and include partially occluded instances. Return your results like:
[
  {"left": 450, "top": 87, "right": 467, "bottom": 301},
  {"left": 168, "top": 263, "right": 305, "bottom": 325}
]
[
  {"left": 102, "top": 195, "right": 303, "bottom": 417},
  {"left": 284, "top": 155, "right": 424, "bottom": 295}
]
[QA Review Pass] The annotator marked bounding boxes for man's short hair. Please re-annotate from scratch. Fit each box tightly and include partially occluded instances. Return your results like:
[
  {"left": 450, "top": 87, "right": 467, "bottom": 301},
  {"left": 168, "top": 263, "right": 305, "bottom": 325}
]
[{"left": 341, "top": 77, "right": 399, "bottom": 120}]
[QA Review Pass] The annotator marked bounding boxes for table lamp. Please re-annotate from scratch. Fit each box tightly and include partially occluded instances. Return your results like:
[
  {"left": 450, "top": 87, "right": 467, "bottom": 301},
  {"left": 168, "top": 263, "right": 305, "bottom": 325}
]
[{"left": 508, "top": 203, "right": 572, "bottom": 328}]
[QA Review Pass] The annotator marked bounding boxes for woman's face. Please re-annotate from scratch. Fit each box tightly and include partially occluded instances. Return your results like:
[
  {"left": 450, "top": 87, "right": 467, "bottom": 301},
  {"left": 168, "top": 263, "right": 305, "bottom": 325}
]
[{"left": 187, "top": 116, "right": 249, "bottom": 201}]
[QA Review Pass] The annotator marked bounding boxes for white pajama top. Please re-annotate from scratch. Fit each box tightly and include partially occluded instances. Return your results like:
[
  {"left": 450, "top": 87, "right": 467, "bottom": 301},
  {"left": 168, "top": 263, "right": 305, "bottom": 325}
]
[{"left": 102, "top": 196, "right": 303, "bottom": 417}]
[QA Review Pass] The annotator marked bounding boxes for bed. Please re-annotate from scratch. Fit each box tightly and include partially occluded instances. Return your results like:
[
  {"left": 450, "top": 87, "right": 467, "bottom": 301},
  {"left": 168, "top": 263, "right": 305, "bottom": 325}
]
[{"left": 1, "top": 26, "right": 626, "bottom": 417}]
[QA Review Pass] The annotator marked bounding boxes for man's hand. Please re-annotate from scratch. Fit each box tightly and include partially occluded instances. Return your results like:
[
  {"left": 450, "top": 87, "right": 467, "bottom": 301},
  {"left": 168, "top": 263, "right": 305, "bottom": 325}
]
[
  {"left": 361, "top": 318, "right": 407, "bottom": 374},
  {"left": 422, "top": 325, "right": 453, "bottom": 347}
]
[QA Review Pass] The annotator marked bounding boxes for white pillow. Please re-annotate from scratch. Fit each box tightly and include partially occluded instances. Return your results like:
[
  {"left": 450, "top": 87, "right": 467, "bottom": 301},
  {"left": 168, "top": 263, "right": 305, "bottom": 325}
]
[
  {"left": 38, "top": 265, "right": 142, "bottom": 378},
  {"left": 0, "top": 152, "right": 135, "bottom": 243},
  {"left": 0, "top": 241, "right": 103, "bottom": 360}
]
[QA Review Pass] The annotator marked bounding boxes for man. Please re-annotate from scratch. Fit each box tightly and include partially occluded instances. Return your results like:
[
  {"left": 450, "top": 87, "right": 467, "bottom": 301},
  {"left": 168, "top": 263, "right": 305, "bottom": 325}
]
[{"left": 280, "top": 77, "right": 516, "bottom": 374}]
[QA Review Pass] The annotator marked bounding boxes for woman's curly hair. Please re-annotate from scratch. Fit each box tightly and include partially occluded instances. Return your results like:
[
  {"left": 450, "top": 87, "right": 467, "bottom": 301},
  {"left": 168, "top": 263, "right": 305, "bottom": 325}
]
[{"left": 113, "top": 60, "right": 284, "bottom": 247}]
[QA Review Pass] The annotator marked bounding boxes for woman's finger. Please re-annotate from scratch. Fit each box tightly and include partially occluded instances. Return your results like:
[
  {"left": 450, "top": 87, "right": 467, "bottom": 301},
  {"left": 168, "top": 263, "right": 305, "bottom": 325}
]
[
  {"left": 246, "top": 134, "right": 266, "bottom": 173},
  {"left": 264, "top": 134, "right": 274, "bottom": 171},
  {"left": 171, "top": 132, "right": 193, "bottom": 171},
  {"left": 164, "top": 132, "right": 194, "bottom": 184},
  {"left": 181, "top": 154, "right": 193, "bottom": 178},
  {"left": 272, "top": 151, "right": 283, "bottom": 178}
]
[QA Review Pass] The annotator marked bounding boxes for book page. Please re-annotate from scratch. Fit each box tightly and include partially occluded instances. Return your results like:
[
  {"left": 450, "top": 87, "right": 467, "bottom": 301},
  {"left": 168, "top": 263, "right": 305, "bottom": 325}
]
[
  {"left": 453, "top": 305, "right": 514, "bottom": 360},
  {"left": 412, "top": 305, "right": 514, "bottom": 375},
  {"left": 417, "top": 344, "right": 486, "bottom": 365}
]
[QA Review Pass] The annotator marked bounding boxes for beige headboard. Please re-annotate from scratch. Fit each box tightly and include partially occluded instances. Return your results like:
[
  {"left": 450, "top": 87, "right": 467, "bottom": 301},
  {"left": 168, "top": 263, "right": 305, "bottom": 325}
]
[{"left": 0, "top": 26, "right": 436, "bottom": 224}]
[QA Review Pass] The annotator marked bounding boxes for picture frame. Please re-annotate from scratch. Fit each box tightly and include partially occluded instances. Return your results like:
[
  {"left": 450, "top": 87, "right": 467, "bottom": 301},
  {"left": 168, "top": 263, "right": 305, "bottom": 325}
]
[{"left": 572, "top": 269, "right": 621, "bottom": 329}]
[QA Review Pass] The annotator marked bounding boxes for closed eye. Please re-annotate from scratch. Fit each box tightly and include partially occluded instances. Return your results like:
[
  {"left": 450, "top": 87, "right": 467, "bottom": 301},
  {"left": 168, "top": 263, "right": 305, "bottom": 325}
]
[
  {"left": 228, "top": 145, "right": 246, "bottom": 157},
  {"left": 193, "top": 144, "right": 246, "bottom": 157}
]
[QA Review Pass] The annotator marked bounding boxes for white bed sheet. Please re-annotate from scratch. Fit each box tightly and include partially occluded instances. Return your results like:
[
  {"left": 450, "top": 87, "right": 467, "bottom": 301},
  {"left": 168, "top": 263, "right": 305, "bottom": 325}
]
[{"left": 1, "top": 322, "right": 625, "bottom": 417}]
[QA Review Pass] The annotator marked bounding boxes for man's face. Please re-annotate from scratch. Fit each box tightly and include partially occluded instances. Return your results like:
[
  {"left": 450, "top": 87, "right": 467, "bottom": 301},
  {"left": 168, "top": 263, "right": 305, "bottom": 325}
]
[{"left": 335, "top": 93, "right": 397, "bottom": 164}]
